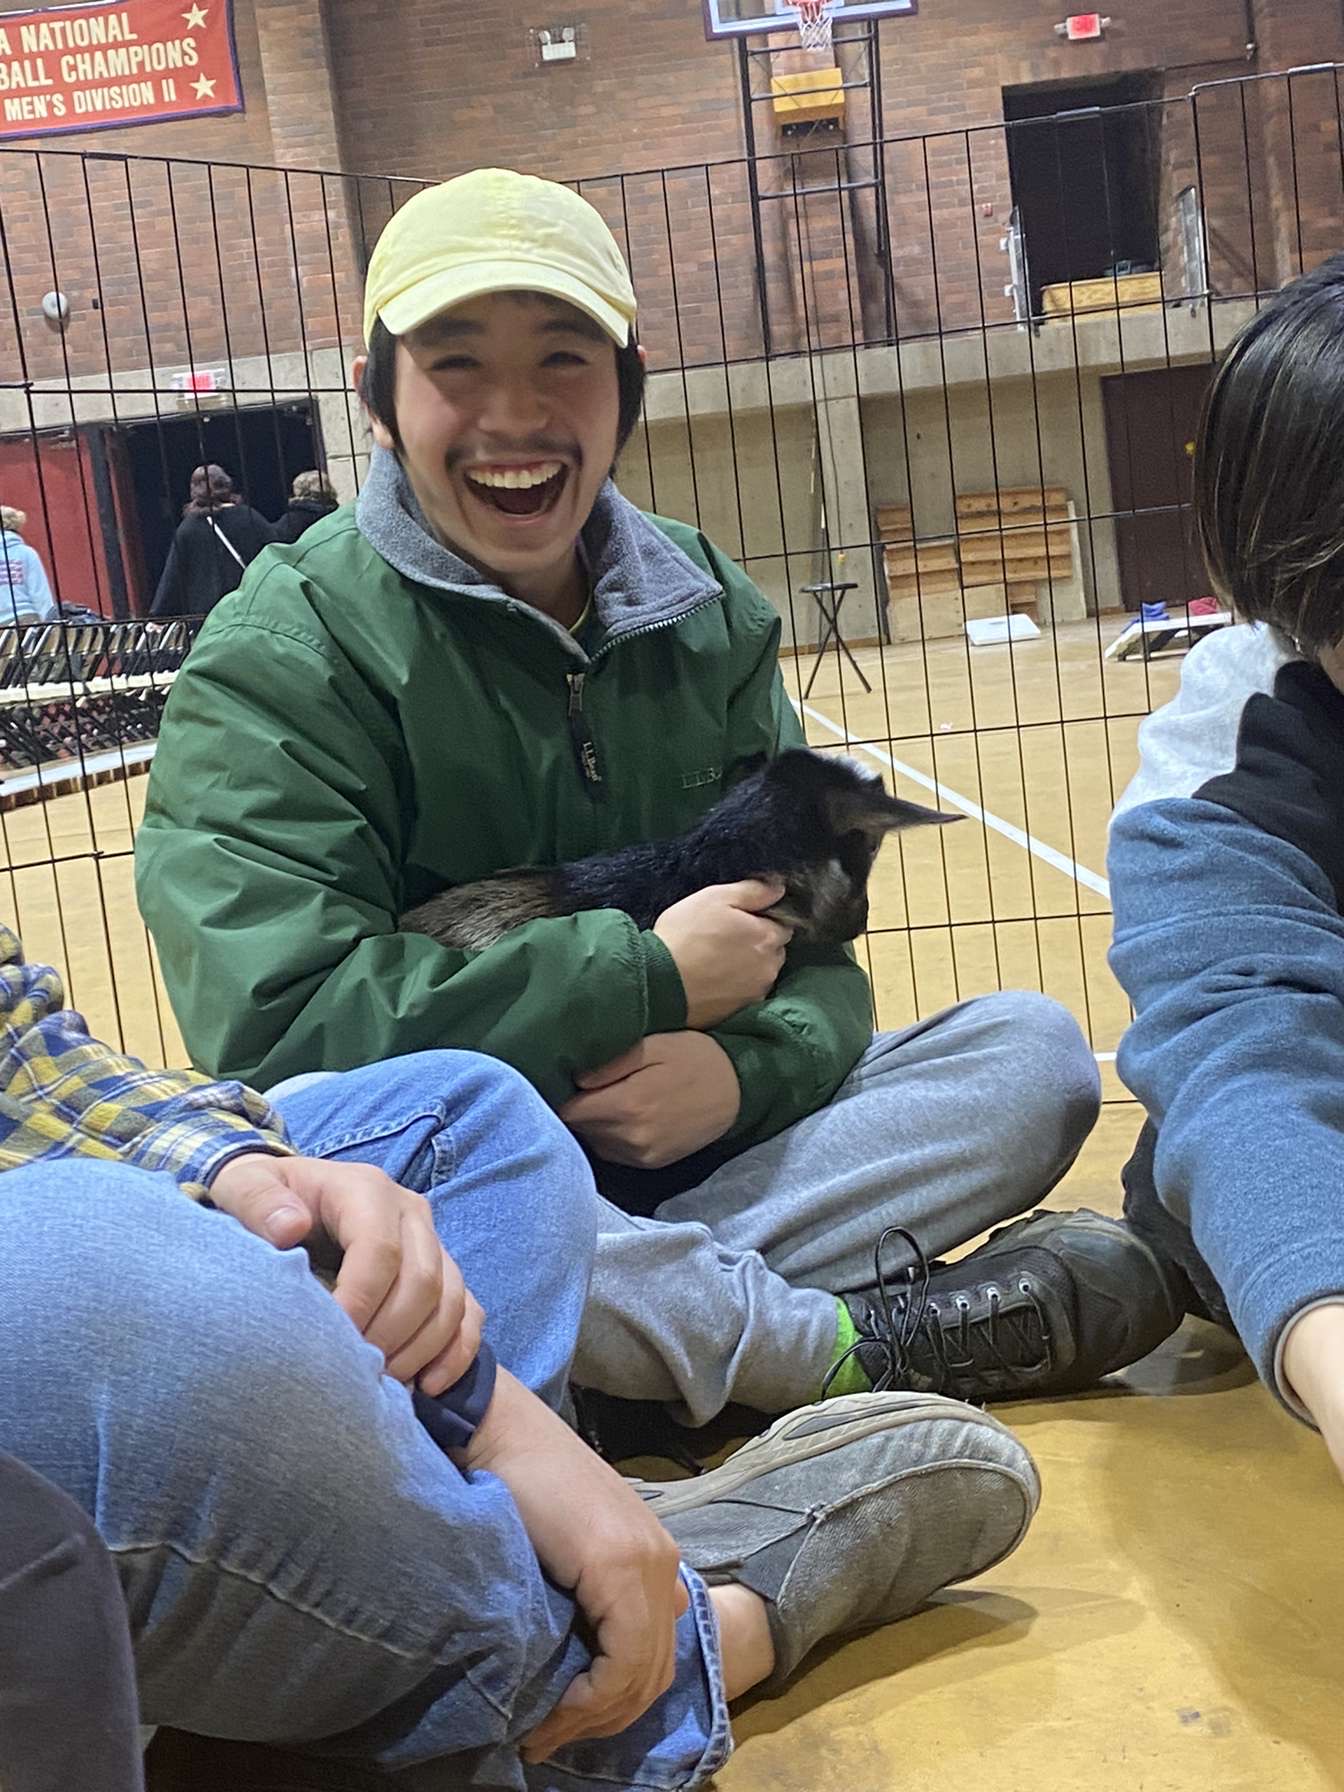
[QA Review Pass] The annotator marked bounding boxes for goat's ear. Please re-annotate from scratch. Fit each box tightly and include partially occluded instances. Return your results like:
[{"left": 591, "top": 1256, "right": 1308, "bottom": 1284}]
[{"left": 825, "top": 779, "right": 962, "bottom": 838}]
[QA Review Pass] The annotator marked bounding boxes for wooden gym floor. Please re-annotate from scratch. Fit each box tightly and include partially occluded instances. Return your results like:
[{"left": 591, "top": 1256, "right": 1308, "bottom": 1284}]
[{"left": 2, "top": 614, "right": 1340, "bottom": 1789}]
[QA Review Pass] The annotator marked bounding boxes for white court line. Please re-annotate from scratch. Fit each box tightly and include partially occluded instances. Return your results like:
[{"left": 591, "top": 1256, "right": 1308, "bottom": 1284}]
[{"left": 797, "top": 700, "right": 1112, "bottom": 901}]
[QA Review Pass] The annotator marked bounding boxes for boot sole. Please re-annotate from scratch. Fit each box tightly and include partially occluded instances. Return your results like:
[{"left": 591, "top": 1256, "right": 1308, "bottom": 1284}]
[{"left": 634, "top": 1390, "right": 1034, "bottom": 1519}]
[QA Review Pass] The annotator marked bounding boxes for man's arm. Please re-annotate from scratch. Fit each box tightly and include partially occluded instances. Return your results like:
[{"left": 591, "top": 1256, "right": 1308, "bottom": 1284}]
[
  {"left": 0, "top": 927, "right": 489, "bottom": 1408},
  {"left": 135, "top": 608, "right": 687, "bottom": 1094},
  {"left": 0, "top": 926, "right": 291, "bottom": 1198},
  {"left": 1109, "top": 799, "right": 1344, "bottom": 1409},
  {"left": 706, "top": 569, "right": 873, "bottom": 1146}
]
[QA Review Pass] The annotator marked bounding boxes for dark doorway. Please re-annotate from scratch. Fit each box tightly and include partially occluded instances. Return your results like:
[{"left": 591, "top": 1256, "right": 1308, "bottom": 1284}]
[
  {"left": 1102, "top": 362, "right": 1215, "bottom": 612},
  {"left": 1003, "top": 73, "right": 1162, "bottom": 315},
  {"left": 114, "top": 402, "right": 321, "bottom": 612}
]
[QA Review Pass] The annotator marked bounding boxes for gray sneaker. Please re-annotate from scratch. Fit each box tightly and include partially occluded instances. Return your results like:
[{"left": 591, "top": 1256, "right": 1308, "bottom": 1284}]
[{"left": 635, "top": 1391, "right": 1039, "bottom": 1687}]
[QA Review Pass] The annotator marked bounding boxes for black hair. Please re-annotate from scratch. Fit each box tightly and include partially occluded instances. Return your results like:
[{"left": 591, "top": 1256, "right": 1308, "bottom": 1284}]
[
  {"left": 1194, "top": 251, "right": 1344, "bottom": 657},
  {"left": 358, "top": 315, "right": 646, "bottom": 465}
]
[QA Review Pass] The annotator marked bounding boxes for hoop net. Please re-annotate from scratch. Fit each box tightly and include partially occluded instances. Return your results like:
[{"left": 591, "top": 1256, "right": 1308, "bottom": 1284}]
[{"left": 796, "top": 0, "right": 836, "bottom": 53}]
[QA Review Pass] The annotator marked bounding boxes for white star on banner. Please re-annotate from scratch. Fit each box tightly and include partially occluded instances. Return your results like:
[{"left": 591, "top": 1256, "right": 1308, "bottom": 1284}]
[
  {"left": 191, "top": 72, "right": 217, "bottom": 98},
  {"left": 182, "top": 5, "right": 209, "bottom": 28}
]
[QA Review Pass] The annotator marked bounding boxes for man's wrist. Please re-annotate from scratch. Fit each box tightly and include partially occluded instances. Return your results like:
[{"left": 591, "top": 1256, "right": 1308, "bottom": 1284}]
[
  {"left": 192, "top": 1139, "right": 293, "bottom": 1206},
  {"left": 451, "top": 1363, "right": 527, "bottom": 1469}
]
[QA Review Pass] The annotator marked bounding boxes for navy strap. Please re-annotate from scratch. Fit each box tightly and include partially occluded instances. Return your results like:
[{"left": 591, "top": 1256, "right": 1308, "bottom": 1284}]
[{"left": 410, "top": 1340, "right": 499, "bottom": 1454}]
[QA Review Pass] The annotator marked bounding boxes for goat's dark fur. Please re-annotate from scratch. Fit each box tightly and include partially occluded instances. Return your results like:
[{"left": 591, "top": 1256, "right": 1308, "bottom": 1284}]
[{"left": 400, "top": 748, "right": 959, "bottom": 950}]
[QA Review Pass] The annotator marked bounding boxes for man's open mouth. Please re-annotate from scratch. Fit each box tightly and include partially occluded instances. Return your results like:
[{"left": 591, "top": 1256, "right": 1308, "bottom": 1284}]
[{"left": 462, "top": 461, "right": 568, "bottom": 519}]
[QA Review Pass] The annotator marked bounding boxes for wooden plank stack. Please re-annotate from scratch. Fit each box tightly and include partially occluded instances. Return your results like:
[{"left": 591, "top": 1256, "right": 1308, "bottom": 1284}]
[
  {"left": 876, "top": 505, "right": 964, "bottom": 642},
  {"left": 955, "top": 485, "right": 1073, "bottom": 620},
  {"left": 876, "top": 487, "right": 1077, "bottom": 641}
]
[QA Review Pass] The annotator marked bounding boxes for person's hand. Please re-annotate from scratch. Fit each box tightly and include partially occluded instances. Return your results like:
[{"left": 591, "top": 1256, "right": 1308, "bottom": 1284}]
[
  {"left": 208, "top": 1152, "right": 483, "bottom": 1396},
  {"left": 1281, "top": 1301, "right": 1344, "bottom": 1483},
  {"left": 458, "top": 1368, "right": 688, "bottom": 1761},
  {"left": 653, "top": 879, "right": 792, "bottom": 1029},
  {"left": 560, "top": 1033, "right": 740, "bottom": 1168}
]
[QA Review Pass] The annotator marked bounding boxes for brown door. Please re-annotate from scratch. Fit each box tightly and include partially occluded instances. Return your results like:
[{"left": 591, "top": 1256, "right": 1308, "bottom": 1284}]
[{"left": 1102, "top": 362, "right": 1214, "bottom": 612}]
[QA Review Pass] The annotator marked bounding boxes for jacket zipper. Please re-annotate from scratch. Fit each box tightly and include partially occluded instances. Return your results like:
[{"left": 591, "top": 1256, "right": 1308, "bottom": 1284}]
[
  {"left": 566, "top": 671, "right": 605, "bottom": 794},
  {"left": 564, "top": 596, "right": 719, "bottom": 796}
]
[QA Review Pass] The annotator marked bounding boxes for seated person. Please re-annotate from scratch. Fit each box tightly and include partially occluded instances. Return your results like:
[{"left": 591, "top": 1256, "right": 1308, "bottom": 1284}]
[
  {"left": 136, "top": 168, "right": 1176, "bottom": 1433},
  {"left": 0, "top": 923, "right": 1039, "bottom": 1789},
  {"left": 1109, "top": 252, "right": 1344, "bottom": 1481}
]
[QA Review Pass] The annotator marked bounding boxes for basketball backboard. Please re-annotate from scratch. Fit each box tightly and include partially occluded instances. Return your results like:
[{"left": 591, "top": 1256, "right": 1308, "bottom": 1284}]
[{"left": 702, "top": 0, "right": 915, "bottom": 39}]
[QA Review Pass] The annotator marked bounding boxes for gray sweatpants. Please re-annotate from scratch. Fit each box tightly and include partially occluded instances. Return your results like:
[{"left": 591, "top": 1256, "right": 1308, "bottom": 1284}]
[{"left": 573, "top": 990, "right": 1102, "bottom": 1424}]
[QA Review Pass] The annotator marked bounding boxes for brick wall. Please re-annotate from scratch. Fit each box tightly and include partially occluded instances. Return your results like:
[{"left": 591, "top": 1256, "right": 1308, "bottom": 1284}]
[
  {"left": 326, "top": 0, "right": 1338, "bottom": 364},
  {"left": 0, "top": 0, "right": 357, "bottom": 388},
  {"left": 1, "top": 0, "right": 1340, "bottom": 394},
  {"left": 1250, "top": 0, "right": 1344, "bottom": 277}
]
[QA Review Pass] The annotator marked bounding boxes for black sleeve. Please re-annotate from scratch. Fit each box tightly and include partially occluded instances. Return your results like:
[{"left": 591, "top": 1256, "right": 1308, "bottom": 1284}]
[
  {"left": 248, "top": 507, "right": 279, "bottom": 548},
  {"left": 150, "top": 526, "right": 188, "bottom": 617}
]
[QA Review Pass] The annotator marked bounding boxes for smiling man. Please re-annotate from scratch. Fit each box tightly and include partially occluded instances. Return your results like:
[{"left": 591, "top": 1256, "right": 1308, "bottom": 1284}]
[{"left": 136, "top": 168, "right": 1180, "bottom": 1432}]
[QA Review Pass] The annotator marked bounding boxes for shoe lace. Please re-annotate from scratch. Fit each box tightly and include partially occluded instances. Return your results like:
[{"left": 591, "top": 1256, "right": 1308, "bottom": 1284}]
[
  {"left": 824, "top": 1229, "right": 1056, "bottom": 1398},
  {"left": 939, "top": 1281, "right": 1053, "bottom": 1383},
  {"left": 822, "top": 1224, "right": 932, "bottom": 1396}
]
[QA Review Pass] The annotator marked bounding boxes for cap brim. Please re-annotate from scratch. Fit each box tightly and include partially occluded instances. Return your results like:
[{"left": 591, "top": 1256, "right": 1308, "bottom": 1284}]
[{"left": 375, "top": 260, "right": 631, "bottom": 345}]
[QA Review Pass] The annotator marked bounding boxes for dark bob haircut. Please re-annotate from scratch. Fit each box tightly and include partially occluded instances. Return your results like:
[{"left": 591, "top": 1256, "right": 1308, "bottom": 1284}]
[
  {"left": 1194, "top": 251, "right": 1344, "bottom": 657},
  {"left": 358, "top": 315, "right": 646, "bottom": 464}
]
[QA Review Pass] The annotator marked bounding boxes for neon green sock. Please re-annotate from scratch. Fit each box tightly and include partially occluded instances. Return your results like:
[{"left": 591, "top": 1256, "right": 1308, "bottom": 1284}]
[{"left": 822, "top": 1296, "right": 871, "bottom": 1398}]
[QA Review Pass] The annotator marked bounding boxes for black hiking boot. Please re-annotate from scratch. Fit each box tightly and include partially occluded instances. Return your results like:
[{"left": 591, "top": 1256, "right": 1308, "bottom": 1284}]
[{"left": 836, "top": 1210, "right": 1187, "bottom": 1404}]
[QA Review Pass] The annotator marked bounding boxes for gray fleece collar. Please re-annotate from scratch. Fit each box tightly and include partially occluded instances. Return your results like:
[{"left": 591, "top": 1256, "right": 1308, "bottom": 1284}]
[{"left": 355, "top": 445, "right": 721, "bottom": 649}]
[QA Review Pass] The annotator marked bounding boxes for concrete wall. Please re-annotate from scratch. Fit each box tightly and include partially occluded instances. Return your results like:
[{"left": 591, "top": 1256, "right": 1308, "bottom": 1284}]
[
  {"left": 861, "top": 374, "right": 1118, "bottom": 613},
  {"left": 618, "top": 361, "right": 1122, "bottom": 650},
  {"left": 617, "top": 402, "right": 830, "bottom": 649},
  {"left": 4, "top": 0, "right": 1335, "bottom": 393}
]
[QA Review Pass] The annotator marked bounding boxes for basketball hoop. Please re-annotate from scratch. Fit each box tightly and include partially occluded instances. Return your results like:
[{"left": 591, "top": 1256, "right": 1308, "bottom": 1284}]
[{"left": 796, "top": 0, "right": 836, "bottom": 52}]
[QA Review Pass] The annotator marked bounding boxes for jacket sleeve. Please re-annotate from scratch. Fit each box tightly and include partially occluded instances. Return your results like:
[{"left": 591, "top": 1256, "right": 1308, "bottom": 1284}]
[
  {"left": 135, "top": 606, "right": 687, "bottom": 1099},
  {"left": 150, "top": 528, "right": 187, "bottom": 618},
  {"left": 1109, "top": 797, "right": 1344, "bottom": 1404},
  {"left": 705, "top": 568, "right": 873, "bottom": 1147},
  {"left": 0, "top": 927, "right": 292, "bottom": 1199}
]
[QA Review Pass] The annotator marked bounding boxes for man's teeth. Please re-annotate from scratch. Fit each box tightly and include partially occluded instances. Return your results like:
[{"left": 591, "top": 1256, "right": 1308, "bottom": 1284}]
[{"left": 465, "top": 462, "right": 564, "bottom": 491}]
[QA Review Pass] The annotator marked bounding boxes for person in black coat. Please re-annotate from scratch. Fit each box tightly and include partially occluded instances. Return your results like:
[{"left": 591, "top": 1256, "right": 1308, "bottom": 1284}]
[
  {"left": 150, "top": 464, "right": 275, "bottom": 618},
  {"left": 272, "top": 469, "right": 339, "bottom": 545}
]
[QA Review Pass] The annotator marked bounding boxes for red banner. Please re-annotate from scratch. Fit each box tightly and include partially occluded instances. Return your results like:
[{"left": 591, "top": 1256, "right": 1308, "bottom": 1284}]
[{"left": 0, "top": 0, "right": 241, "bottom": 138}]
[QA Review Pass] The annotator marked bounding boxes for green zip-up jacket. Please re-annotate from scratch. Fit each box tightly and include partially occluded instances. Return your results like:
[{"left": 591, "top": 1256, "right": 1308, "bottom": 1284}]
[{"left": 135, "top": 448, "right": 873, "bottom": 1148}]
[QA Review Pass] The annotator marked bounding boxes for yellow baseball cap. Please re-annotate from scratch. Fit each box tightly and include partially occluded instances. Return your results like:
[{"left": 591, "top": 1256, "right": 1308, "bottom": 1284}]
[{"left": 362, "top": 167, "right": 638, "bottom": 349}]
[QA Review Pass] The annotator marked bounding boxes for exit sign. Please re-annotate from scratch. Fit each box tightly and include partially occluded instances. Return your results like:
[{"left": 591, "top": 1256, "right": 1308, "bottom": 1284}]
[
  {"left": 1058, "top": 12, "right": 1107, "bottom": 38},
  {"left": 172, "top": 368, "right": 229, "bottom": 393}
]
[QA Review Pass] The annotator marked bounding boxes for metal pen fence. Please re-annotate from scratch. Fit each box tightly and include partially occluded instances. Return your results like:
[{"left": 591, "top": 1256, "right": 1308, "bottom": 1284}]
[{"left": 0, "top": 63, "right": 1340, "bottom": 1085}]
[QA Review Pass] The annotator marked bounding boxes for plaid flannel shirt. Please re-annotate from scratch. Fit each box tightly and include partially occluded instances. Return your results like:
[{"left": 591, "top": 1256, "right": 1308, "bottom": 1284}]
[{"left": 0, "top": 925, "right": 292, "bottom": 1199}]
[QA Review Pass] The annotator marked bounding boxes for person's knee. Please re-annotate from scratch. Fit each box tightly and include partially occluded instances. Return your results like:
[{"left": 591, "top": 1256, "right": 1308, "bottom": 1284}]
[
  {"left": 420, "top": 1047, "right": 568, "bottom": 1135},
  {"left": 413, "top": 1048, "right": 598, "bottom": 1242},
  {"left": 976, "top": 990, "right": 1102, "bottom": 1151},
  {"left": 0, "top": 1160, "right": 373, "bottom": 1441},
  {"left": 0, "top": 1163, "right": 197, "bottom": 1362}
]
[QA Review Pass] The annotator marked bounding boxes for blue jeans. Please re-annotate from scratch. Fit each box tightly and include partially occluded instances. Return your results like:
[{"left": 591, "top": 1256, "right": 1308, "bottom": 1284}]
[{"left": 0, "top": 1051, "right": 730, "bottom": 1790}]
